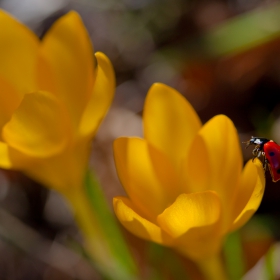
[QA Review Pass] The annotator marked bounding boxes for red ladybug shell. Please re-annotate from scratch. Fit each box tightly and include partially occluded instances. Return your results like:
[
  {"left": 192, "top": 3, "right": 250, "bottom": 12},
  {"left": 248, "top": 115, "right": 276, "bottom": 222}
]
[{"left": 264, "top": 141, "right": 280, "bottom": 182}]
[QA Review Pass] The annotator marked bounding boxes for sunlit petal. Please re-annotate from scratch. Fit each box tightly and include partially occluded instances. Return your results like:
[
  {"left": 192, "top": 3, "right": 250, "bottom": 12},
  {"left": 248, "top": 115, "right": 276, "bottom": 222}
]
[
  {"left": 114, "top": 137, "right": 179, "bottom": 221},
  {"left": 39, "top": 11, "right": 94, "bottom": 127},
  {"left": 2, "top": 91, "right": 70, "bottom": 158},
  {"left": 190, "top": 115, "right": 242, "bottom": 229},
  {"left": 113, "top": 196, "right": 173, "bottom": 246},
  {"left": 79, "top": 52, "right": 115, "bottom": 138},
  {"left": 229, "top": 159, "right": 265, "bottom": 232},
  {"left": 143, "top": 83, "right": 201, "bottom": 171},
  {"left": 0, "top": 10, "right": 39, "bottom": 93},
  {"left": 157, "top": 191, "right": 221, "bottom": 238}
]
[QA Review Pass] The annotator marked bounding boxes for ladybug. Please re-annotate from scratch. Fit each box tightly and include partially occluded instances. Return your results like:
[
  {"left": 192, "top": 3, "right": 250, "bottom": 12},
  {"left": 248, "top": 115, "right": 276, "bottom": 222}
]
[{"left": 244, "top": 136, "right": 280, "bottom": 182}]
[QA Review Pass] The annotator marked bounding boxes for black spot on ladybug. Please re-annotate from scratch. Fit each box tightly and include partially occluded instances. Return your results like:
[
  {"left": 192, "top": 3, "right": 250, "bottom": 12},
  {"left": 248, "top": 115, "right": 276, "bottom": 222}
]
[
  {"left": 277, "top": 169, "right": 280, "bottom": 174},
  {"left": 269, "top": 152, "right": 275, "bottom": 156}
]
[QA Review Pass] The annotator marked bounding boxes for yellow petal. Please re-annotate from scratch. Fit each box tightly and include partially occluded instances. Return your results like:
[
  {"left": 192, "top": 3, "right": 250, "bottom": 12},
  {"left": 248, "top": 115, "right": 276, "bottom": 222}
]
[
  {"left": 157, "top": 191, "right": 223, "bottom": 260},
  {"left": 0, "top": 142, "right": 12, "bottom": 168},
  {"left": 175, "top": 227, "right": 222, "bottom": 261},
  {"left": 36, "top": 48, "right": 57, "bottom": 96},
  {"left": 188, "top": 115, "right": 242, "bottom": 228},
  {"left": 143, "top": 83, "right": 201, "bottom": 171},
  {"left": 180, "top": 134, "right": 211, "bottom": 193},
  {"left": 79, "top": 52, "right": 115, "bottom": 138},
  {"left": 113, "top": 196, "right": 173, "bottom": 246},
  {"left": 229, "top": 159, "right": 265, "bottom": 232},
  {"left": 0, "top": 76, "right": 23, "bottom": 131},
  {"left": 157, "top": 191, "right": 221, "bottom": 238},
  {"left": 22, "top": 142, "right": 89, "bottom": 191},
  {"left": 39, "top": 11, "right": 94, "bottom": 126},
  {"left": 113, "top": 137, "right": 179, "bottom": 221},
  {"left": 2, "top": 91, "right": 70, "bottom": 158},
  {"left": 0, "top": 10, "right": 39, "bottom": 93},
  {"left": 0, "top": 144, "right": 32, "bottom": 171}
]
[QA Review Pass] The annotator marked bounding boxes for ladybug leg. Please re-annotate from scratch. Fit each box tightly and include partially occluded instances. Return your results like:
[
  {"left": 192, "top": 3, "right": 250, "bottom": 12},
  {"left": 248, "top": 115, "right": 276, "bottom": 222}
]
[
  {"left": 252, "top": 149, "right": 257, "bottom": 157},
  {"left": 252, "top": 145, "right": 261, "bottom": 162},
  {"left": 252, "top": 145, "right": 261, "bottom": 155},
  {"left": 263, "top": 157, "right": 268, "bottom": 171}
]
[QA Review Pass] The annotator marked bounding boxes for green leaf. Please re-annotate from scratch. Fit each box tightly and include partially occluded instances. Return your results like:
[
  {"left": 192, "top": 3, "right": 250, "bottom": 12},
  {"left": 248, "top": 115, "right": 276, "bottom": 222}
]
[
  {"left": 224, "top": 230, "right": 245, "bottom": 280},
  {"left": 147, "top": 243, "right": 190, "bottom": 280},
  {"left": 182, "top": 3, "right": 280, "bottom": 59},
  {"left": 84, "top": 170, "right": 138, "bottom": 279},
  {"left": 203, "top": 3, "right": 280, "bottom": 57}
]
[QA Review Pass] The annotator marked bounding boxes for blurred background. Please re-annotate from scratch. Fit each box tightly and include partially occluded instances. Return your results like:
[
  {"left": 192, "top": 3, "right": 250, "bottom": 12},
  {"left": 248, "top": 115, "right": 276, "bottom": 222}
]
[{"left": 1, "top": 0, "right": 280, "bottom": 279}]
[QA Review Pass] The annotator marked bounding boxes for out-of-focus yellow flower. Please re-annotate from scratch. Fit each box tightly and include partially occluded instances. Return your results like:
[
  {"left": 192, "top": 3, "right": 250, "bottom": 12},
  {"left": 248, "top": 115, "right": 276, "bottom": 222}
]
[
  {"left": 0, "top": 10, "right": 114, "bottom": 191},
  {"left": 113, "top": 83, "right": 265, "bottom": 264},
  {"left": 0, "top": 11, "right": 139, "bottom": 280}
]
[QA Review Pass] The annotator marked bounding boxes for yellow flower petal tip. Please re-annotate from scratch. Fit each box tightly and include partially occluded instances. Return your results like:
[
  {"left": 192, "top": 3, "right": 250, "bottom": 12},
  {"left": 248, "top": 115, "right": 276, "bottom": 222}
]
[
  {"left": 79, "top": 52, "right": 115, "bottom": 138},
  {"left": 143, "top": 82, "right": 201, "bottom": 170},
  {"left": 0, "top": 9, "right": 39, "bottom": 94},
  {"left": 113, "top": 83, "right": 266, "bottom": 261},
  {"left": 230, "top": 159, "right": 265, "bottom": 232},
  {"left": 0, "top": 10, "right": 114, "bottom": 191}
]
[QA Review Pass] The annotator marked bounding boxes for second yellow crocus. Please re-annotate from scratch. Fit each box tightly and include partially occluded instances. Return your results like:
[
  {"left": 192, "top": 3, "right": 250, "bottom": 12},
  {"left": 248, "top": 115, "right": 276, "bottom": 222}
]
[{"left": 113, "top": 83, "right": 265, "bottom": 279}]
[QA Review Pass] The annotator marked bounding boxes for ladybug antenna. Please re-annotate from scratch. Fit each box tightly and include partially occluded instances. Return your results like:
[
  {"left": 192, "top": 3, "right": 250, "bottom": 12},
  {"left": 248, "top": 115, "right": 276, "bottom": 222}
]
[{"left": 242, "top": 139, "right": 251, "bottom": 149}]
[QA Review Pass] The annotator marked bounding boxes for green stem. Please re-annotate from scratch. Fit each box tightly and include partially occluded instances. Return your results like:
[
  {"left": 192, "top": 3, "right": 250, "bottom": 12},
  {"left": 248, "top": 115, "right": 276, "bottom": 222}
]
[
  {"left": 224, "top": 231, "right": 245, "bottom": 280},
  {"left": 196, "top": 253, "right": 228, "bottom": 280},
  {"left": 62, "top": 186, "right": 138, "bottom": 280}
]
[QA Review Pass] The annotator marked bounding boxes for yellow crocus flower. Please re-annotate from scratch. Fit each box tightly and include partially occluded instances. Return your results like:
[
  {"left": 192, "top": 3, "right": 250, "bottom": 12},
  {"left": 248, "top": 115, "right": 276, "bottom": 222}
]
[
  {"left": 0, "top": 10, "right": 139, "bottom": 280},
  {"left": 113, "top": 83, "right": 265, "bottom": 279},
  {"left": 0, "top": 10, "right": 114, "bottom": 191}
]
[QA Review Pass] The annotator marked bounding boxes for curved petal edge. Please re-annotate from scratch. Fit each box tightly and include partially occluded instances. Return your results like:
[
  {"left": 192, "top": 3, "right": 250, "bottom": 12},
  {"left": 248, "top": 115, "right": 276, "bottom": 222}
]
[
  {"left": 229, "top": 159, "right": 265, "bottom": 232},
  {"left": 113, "top": 196, "right": 173, "bottom": 246}
]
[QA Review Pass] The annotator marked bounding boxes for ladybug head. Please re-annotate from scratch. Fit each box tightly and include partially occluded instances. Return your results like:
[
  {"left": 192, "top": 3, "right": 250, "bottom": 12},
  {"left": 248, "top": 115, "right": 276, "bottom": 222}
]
[{"left": 243, "top": 136, "right": 269, "bottom": 149}]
